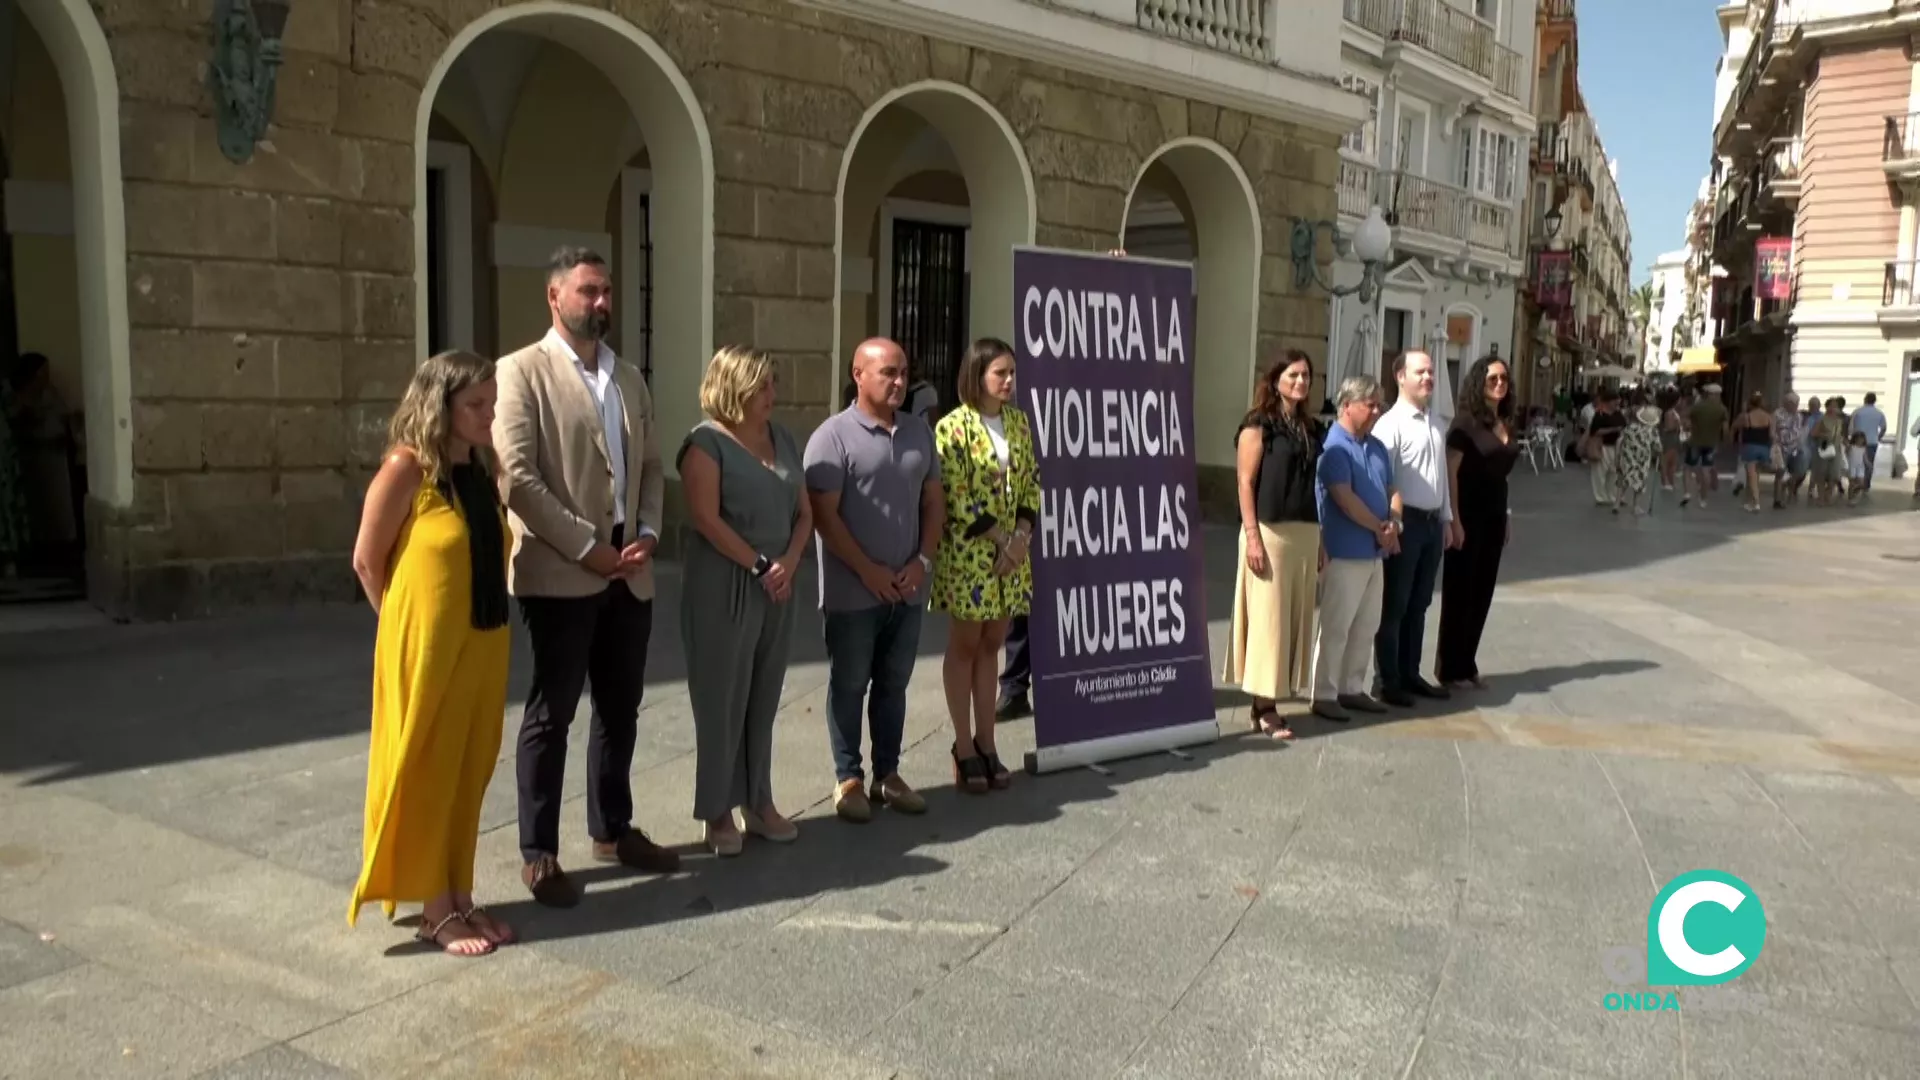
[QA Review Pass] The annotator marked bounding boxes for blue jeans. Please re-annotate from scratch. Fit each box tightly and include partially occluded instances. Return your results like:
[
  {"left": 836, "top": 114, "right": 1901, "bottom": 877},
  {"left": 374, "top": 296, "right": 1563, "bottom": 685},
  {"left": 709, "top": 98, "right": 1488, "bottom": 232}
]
[
  {"left": 1374, "top": 511, "right": 1444, "bottom": 692},
  {"left": 824, "top": 602, "right": 924, "bottom": 784}
]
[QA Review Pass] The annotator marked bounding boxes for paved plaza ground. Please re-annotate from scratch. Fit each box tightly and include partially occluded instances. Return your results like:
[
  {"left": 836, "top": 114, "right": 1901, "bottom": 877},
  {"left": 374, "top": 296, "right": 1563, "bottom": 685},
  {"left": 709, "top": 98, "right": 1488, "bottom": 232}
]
[{"left": 3, "top": 466, "right": 1920, "bottom": 1078}]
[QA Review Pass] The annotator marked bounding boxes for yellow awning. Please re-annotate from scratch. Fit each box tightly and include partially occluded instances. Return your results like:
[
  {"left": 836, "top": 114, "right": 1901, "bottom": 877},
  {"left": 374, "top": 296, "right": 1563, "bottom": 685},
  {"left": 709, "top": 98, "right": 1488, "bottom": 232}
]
[{"left": 1674, "top": 348, "right": 1721, "bottom": 375}]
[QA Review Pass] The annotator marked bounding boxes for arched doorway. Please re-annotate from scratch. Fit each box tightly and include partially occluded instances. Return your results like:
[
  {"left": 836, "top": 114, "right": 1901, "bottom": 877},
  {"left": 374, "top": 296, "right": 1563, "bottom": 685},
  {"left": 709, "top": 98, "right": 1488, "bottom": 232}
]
[
  {"left": 1121, "top": 139, "right": 1260, "bottom": 470},
  {"left": 3, "top": 0, "right": 130, "bottom": 601},
  {"left": 414, "top": 3, "right": 713, "bottom": 455},
  {"left": 834, "top": 81, "right": 1035, "bottom": 415}
]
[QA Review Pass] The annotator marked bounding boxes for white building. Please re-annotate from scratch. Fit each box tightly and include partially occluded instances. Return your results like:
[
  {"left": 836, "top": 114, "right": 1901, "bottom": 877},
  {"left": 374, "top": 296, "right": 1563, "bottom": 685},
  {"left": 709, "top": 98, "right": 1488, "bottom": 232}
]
[
  {"left": 1328, "top": 0, "right": 1536, "bottom": 405},
  {"left": 1645, "top": 249, "right": 1692, "bottom": 372}
]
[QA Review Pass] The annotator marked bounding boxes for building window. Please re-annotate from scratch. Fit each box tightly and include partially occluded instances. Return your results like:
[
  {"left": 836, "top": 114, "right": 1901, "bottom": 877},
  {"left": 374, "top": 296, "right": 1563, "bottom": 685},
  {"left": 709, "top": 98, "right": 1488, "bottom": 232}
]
[
  {"left": 1474, "top": 0, "right": 1498, "bottom": 25},
  {"left": 890, "top": 218, "right": 969, "bottom": 410},
  {"left": 1339, "top": 74, "right": 1381, "bottom": 161},
  {"left": 633, "top": 191, "right": 653, "bottom": 384},
  {"left": 1461, "top": 125, "right": 1519, "bottom": 202}
]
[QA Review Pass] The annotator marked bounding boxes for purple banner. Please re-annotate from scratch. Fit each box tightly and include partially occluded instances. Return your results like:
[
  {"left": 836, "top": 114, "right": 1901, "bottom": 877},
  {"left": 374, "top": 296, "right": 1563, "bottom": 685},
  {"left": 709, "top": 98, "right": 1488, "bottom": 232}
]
[{"left": 1015, "top": 247, "right": 1215, "bottom": 753}]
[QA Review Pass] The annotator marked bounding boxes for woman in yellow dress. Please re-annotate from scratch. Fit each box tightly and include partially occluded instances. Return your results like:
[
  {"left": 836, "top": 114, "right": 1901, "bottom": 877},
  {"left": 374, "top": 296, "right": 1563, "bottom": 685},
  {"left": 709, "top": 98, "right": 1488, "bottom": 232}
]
[
  {"left": 931, "top": 338, "right": 1040, "bottom": 793},
  {"left": 348, "top": 351, "right": 513, "bottom": 956}
]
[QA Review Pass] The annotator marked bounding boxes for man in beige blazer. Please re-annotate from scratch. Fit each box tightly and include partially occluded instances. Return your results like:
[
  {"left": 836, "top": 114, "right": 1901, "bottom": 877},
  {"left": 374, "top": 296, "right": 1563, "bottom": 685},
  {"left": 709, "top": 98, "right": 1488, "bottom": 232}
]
[{"left": 493, "top": 247, "right": 678, "bottom": 909}]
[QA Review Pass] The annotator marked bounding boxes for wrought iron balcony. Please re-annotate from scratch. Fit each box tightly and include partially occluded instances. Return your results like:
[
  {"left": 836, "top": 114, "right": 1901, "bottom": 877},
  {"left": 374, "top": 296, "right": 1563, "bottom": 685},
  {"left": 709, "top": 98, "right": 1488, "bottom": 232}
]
[
  {"left": 1883, "top": 260, "right": 1920, "bottom": 307},
  {"left": 1342, "top": 0, "right": 1525, "bottom": 99},
  {"left": 1540, "top": 0, "right": 1574, "bottom": 23},
  {"left": 1336, "top": 157, "right": 1377, "bottom": 218},
  {"left": 1884, "top": 113, "right": 1920, "bottom": 181},
  {"left": 1370, "top": 168, "right": 1519, "bottom": 257},
  {"left": 1762, "top": 136, "right": 1802, "bottom": 201}
]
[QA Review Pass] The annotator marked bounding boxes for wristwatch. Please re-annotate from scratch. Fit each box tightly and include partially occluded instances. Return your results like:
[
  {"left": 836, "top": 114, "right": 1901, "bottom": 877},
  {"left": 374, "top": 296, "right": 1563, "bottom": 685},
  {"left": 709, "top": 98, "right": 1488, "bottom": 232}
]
[
  {"left": 918, "top": 554, "right": 935, "bottom": 574},
  {"left": 751, "top": 554, "right": 772, "bottom": 579}
]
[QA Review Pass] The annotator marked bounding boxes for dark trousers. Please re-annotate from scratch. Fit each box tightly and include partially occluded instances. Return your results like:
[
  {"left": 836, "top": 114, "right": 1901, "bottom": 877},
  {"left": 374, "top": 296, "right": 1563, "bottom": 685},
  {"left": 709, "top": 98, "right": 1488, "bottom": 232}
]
[
  {"left": 1437, "top": 507, "right": 1505, "bottom": 684},
  {"left": 516, "top": 583, "right": 653, "bottom": 862},
  {"left": 999, "top": 614, "right": 1031, "bottom": 701},
  {"left": 1374, "top": 510, "right": 1444, "bottom": 692},
  {"left": 823, "top": 602, "right": 923, "bottom": 784}
]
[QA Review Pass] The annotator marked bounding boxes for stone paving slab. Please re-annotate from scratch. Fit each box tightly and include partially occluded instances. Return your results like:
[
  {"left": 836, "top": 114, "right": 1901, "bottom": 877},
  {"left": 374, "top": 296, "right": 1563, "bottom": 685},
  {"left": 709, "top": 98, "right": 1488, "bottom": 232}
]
[{"left": 2, "top": 470, "right": 1919, "bottom": 1077}]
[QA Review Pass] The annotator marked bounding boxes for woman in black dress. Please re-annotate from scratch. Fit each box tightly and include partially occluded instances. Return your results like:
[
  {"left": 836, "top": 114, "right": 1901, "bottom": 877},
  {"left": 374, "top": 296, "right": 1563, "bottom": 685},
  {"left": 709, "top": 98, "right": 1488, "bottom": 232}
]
[{"left": 1437, "top": 355, "right": 1521, "bottom": 690}]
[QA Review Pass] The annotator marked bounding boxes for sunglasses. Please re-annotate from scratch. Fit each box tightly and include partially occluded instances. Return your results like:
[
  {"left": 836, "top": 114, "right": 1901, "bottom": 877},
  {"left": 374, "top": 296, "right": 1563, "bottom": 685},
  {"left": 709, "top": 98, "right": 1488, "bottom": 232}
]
[{"left": 1487, "top": 374, "right": 1510, "bottom": 385}]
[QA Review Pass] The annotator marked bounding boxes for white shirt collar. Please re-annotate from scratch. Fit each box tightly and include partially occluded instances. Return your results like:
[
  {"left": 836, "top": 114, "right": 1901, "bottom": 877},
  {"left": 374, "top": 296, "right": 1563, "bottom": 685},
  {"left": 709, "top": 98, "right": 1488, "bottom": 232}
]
[{"left": 544, "top": 327, "right": 616, "bottom": 373}]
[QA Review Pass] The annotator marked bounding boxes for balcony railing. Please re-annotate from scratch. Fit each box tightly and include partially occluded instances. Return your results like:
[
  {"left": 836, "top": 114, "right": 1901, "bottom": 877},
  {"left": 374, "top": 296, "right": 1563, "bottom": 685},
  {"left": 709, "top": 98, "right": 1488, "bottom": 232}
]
[
  {"left": 1541, "top": 0, "right": 1575, "bottom": 22},
  {"left": 1884, "top": 260, "right": 1920, "bottom": 307},
  {"left": 1885, "top": 113, "right": 1920, "bottom": 162},
  {"left": 1763, "top": 136, "right": 1802, "bottom": 195},
  {"left": 1337, "top": 158, "right": 1377, "bottom": 218},
  {"left": 1137, "top": 0, "right": 1274, "bottom": 62},
  {"left": 1372, "top": 168, "right": 1517, "bottom": 256},
  {"left": 1342, "top": 0, "right": 1524, "bottom": 99}
]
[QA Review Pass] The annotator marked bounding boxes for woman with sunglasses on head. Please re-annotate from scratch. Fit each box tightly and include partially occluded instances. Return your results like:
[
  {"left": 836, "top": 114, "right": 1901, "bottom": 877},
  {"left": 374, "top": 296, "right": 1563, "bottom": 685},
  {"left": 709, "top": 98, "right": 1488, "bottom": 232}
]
[{"left": 1436, "top": 355, "right": 1521, "bottom": 691}]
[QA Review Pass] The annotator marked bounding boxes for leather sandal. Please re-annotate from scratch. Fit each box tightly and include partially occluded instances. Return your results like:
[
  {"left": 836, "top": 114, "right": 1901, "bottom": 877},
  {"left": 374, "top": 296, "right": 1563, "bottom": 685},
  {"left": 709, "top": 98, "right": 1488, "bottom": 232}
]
[
  {"left": 952, "top": 742, "right": 989, "bottom": 795},
  {"left": 416, "top": 912, "right": 493, "bottom": 957},
  {"left": 1251, "top": 705, "right": 1295, "bottom": 741},
  {"left": 974, "top": 738, "right": 1012, "bottom": 789}
]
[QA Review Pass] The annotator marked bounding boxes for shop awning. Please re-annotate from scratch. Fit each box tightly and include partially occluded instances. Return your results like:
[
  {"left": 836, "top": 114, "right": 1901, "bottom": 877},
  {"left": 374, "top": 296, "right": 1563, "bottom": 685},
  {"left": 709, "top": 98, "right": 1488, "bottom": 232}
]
[{"left": 1674, "top": 348, "right": 1721, "bottom": 375}]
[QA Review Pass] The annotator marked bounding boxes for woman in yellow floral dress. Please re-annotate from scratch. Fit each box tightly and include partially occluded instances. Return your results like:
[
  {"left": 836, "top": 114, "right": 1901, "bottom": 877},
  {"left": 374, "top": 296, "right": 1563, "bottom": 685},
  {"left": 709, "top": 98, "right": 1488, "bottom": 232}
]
[
  {"left": 348, "top": 351, "right": 513, "bottom": 957},
  {"left": 931, "top": 338, "right": 1040, "bottom": 793}
]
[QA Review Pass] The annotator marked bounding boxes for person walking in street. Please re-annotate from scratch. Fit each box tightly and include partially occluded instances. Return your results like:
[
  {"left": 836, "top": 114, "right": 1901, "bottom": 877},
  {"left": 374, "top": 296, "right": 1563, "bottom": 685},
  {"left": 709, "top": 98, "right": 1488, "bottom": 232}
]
[
  {"left": 1680, "top": 384, "right": 1728, "bottom": 509},
  {"left": 1223, "top": 348, "right": 1324, "bottom": 740},
  {"left": 677, "top": 346, "right": 811, "bottom": 857},
  {"left": 1370, "top": 350, "right": 1453, "bottom": 707},
  {"left": 348, "top": 351, "right": 514, "bottom": 955},
  {"left": 1583, "top": 388, "right": 1626, "bottom": 509},
  {"left": 1613, "top": 399, "right": 1664, "bottom": 517},
  {"left": 1436, "top": 356, "right": 1520, "bottom": 690},
  {"left": 1771, "top": 393, "right": 1807, "bottom": 508},
  {"left": 805, "top": 338, "right": 945, "bottom": 822},
  {"left": 495, "top": 247, "right": 678, "bottom": 909},
  {"left": 1310, "top": 375, "right": 1398, "bottom": 722},
  {"left": 931, "top": 338, "right": 1038, "bottom": 792},
  {"left": 1731, "top": 391, "right": 1775, "bottom": 513},
  {"left": 1809, "top": 398, "right": 1849, "bottom": 507},
  {"left": 1852, "top": 392, "right": 1887, "bottom": 491},
  {"left": 1657, "top": 387, "right": 1683, "bottom": 491}
]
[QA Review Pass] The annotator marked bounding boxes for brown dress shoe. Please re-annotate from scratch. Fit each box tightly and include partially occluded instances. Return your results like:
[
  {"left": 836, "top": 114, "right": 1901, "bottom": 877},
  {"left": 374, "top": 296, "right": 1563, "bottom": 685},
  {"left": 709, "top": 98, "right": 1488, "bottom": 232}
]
[
  {"left": 592, "top": 828, "right": 681, "bottom": 874},
  {"left": 522, "top": 854, "right": 581, "bottom": 908}
]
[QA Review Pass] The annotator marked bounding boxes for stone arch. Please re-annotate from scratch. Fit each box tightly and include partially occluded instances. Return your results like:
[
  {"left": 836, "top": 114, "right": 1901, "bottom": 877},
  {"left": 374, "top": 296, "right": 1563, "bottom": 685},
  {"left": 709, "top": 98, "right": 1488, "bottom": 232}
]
[
  {"left": 1121, "top": 138, "right": 1261, "bottom": 469},
  {"left": 414, "top": 2, "right": 715, "bottom": 461},
  {"left": 14, "top": 0, "right": 131, "bottom": 509},
  {"left": 834, "top": 80, "right": 1037, "bottom": 398}
]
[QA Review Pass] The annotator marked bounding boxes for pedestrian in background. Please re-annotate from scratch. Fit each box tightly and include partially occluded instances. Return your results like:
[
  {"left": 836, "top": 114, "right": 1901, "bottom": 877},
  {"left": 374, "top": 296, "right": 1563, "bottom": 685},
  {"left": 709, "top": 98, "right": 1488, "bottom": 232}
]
[
  {"left": 1681, "top": 384, "right": 1727, "bottom": 509},
  {"left": 677, "top": 346, "right": 810, "bottom": 856},
  {"left": 1223, "top": 348, "right": 1323, "bottom": 740},
  {"left": 805, "top": 338, "right": 944, "bottom": 822},
  {"left": 1310, "top": 375, "right": 1399, "bottom": 722},
  {"left": 348, "top": 350, "right": 513, "bottom": 956},
  {"left": 931, "top": 338, "right": 1037, "bottom": 792}
]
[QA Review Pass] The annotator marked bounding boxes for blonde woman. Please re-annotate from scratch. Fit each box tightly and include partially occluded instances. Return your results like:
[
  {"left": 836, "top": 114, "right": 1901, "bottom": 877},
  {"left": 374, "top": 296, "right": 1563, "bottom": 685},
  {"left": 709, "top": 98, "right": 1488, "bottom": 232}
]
[
  {"left": 932, "top": 338, "right": 1039, "bottom": 793},
  {"left": 677, "top": 347, "right": 812, "bottom": 855},
  {"left": 1223, "top": 349, "right": 1323, "bottom": 739},
  {"left": 348, "top": 351, "right": 513, "bottom": 956}
]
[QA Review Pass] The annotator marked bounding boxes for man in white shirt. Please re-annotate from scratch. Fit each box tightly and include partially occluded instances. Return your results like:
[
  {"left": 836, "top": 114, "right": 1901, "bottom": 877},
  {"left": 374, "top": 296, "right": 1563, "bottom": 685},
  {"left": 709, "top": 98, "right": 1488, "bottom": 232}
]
[
  {"left": 1370, "top": 350, "right": 1455, "bottom": 707},
  {"left": 1852, "top": 392, "right": 1887, "bottom": 490}
]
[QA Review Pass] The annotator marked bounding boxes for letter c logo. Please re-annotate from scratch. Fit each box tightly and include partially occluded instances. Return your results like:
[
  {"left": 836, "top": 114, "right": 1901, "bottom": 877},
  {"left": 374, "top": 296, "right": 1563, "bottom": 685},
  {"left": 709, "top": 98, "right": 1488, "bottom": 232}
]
[{"left": 1646, "top": 871, "right": 1766, "bottom": 987}]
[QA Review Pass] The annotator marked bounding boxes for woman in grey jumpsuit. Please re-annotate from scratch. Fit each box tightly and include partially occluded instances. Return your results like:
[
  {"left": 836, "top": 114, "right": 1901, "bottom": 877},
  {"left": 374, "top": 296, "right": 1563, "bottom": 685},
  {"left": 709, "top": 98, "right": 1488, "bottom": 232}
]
[{"left": 676, "top": 346, "right": 813, "bottom": 856}]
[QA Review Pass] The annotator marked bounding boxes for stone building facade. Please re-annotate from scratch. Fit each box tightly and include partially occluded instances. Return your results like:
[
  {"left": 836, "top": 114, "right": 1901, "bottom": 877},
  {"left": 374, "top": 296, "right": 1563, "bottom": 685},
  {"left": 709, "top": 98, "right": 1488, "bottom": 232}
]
[{"left": 10, "top": 0, "right": 1361, "bottom": 619}]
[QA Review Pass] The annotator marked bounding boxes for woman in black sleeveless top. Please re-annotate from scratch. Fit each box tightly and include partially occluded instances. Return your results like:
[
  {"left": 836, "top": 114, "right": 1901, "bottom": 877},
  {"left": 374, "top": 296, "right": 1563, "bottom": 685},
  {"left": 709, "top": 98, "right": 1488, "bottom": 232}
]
[
  {"left": 1222, "top": 349, "right": 1324, "bottom": 739},
  {"left": 1437, "top": 355, "right": 1521, "bottom": 689}
]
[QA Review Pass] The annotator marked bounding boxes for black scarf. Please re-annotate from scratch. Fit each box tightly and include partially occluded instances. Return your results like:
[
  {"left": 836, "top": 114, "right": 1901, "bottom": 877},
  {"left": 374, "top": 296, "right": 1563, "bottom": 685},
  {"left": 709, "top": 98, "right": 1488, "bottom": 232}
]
[{"left": 445, "top": 462, "right": 509, "bottom": 631}]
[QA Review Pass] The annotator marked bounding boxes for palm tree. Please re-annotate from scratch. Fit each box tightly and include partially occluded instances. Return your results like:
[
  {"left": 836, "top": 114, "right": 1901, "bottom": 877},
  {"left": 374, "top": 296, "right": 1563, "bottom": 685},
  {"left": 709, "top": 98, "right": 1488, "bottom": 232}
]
[{"left": 1629, "top": 281, "right": 1657, "bottom": 362}]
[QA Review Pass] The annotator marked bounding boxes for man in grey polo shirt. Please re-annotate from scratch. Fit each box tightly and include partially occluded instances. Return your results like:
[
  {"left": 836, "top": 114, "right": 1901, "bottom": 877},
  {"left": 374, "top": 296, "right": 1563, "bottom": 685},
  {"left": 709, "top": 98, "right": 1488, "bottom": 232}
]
[{"left": 805, "top": 338, "right": 946, "bottom": 822}]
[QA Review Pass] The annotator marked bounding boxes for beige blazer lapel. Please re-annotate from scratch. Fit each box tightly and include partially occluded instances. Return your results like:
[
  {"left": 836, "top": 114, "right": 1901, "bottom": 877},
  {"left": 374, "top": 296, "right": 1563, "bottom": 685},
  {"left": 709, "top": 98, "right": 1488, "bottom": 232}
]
[{"left": 539, "top": 340, "right": 612, "bottom": 469}]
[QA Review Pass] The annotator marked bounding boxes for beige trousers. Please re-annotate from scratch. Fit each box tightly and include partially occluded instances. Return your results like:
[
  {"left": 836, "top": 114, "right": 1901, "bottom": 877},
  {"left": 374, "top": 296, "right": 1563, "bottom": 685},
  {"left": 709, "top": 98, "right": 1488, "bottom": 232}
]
[{"left": 1311, "top": 557, "right": 1384, "bottom": 702}]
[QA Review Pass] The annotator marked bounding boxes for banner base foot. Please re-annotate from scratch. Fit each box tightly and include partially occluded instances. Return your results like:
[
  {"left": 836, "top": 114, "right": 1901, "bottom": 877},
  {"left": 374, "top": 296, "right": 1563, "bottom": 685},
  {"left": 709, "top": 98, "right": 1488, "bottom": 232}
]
[{"left": 1027, "top": 720, "right": 1220, "bottom": 776}]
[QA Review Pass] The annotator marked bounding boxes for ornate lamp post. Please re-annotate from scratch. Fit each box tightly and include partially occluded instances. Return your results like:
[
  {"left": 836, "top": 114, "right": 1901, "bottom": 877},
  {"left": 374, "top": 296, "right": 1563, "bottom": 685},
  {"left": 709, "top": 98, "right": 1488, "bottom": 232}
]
[
  {"left": 1288, "top": 205, "right": 1394, "bottom": 303},
  {"left": 208, "top": 0, "right": 293, "bottom": 164}
]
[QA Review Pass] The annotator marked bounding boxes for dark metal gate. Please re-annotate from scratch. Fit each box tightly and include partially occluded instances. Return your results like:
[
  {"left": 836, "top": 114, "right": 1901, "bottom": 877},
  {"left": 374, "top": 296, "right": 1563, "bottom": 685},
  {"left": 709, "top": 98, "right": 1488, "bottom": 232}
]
[{"left": 890, "top": 218, "right": 968, "bottom": 412}]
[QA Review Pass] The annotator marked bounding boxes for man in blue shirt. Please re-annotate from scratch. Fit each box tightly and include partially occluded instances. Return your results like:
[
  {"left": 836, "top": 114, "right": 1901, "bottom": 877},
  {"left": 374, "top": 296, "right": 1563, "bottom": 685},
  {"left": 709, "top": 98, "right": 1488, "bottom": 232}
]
[
  {"left": 1312, "top": 374, "right": 1400, "bottom": 722},
  {"left": 1852, "top": 392, "right": 1887, "bottom": 490}
]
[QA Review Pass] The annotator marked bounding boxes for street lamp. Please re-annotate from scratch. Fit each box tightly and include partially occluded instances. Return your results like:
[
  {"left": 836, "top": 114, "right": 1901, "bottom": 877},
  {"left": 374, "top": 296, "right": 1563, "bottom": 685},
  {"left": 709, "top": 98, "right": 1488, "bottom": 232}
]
[
  {"left": 1543, "top": 205, "right": 1564, "bottom": 242},
  {"left": 1289, "top": 206, "right": 1394, "bottom": 303},
  {"left": 209, "top": 0, "right": 292, "bottom": 164}
]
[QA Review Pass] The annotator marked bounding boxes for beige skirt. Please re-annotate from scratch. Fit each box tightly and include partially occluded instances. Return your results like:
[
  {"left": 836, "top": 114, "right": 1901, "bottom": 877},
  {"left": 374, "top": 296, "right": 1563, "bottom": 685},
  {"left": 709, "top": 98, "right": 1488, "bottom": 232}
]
[{"left": 1221, "top": 520, "right": 1319, "bottom": 701}]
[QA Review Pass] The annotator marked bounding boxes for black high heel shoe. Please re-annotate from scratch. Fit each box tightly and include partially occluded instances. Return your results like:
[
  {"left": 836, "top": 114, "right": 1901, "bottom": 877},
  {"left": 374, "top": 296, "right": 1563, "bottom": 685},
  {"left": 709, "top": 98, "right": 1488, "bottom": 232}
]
[
  {"left": 974, "top": 738, "right": 1012, "bottom": 790},
  {"left": 952, "top": 742, "right": 989, "bottom": 795}
]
